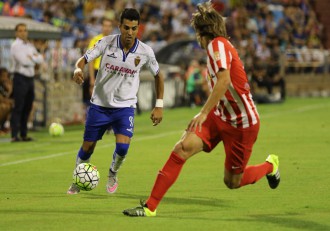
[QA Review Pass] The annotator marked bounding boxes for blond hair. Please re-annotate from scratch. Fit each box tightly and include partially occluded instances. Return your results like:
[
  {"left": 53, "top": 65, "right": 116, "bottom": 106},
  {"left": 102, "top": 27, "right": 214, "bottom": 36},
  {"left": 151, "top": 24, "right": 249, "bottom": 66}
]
[{"left": 191, "top": 2, "right": 228, "bottom": 39}]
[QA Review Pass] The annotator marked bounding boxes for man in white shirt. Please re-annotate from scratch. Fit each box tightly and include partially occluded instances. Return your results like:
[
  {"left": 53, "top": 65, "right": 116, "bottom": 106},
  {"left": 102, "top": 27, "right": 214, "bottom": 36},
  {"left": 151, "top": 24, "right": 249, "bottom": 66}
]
[
  {"left": 67, "top": 8, "right": 164, "bottom": 195},
  {"left": 10, "top": 23, "right": 43, "bottom": 142}
]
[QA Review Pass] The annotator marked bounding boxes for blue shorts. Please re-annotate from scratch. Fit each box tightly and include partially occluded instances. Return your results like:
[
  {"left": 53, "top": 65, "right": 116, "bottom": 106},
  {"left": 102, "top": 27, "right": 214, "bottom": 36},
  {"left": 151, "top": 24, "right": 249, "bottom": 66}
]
[{"left": 84, "top": 104, "right": 135, "bottom": 141}]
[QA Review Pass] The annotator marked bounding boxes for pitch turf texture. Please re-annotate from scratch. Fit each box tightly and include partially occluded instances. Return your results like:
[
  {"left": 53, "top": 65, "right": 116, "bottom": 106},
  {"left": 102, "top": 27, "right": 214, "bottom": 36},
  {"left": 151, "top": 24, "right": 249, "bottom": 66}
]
[{"left": 1, "top": 97, "right": 329, "bottom": 231}]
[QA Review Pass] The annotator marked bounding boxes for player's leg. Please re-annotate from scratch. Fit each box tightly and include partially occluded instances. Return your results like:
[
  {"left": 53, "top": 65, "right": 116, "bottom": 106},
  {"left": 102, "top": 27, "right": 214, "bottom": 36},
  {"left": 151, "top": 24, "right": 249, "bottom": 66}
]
[
  {"left": 107, "top": 134, "right": 130, "bottom": 193},
  {"left": 221, "top": 121, "right": 280, "bottom": 189},
  {"left": 225, "top": 158, "right": 279, "bottom": 189},
  {"left": 107, "top": 107, "right": 134, "bottom": 194},
  {"left": 67, "top": 104, "right": 109, "bottom": 194},
  {"left": 123, "top": 131, "right": 204, "bottom": 216},
  {"left": 76, "top": 141, "right": 97, "bottom": 165},
  {"left": 67, "top": 140, "right": 97, "bottom": 195},
  {"left": 146, "top": 132, "right": 203, "bottom": 208},
  {"left": 222, "top": 121, "right": 261, "bottom": 189},
  {"left": 123, "top": 109, "right": 219, "bottom": 217}
]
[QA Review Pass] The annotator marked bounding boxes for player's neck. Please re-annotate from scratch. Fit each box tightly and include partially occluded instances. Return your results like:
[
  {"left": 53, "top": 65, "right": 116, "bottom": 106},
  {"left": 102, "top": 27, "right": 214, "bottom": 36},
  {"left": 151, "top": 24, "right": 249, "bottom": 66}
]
[{"left": 122, "top": 43, "right": 134, "bottom": 53}]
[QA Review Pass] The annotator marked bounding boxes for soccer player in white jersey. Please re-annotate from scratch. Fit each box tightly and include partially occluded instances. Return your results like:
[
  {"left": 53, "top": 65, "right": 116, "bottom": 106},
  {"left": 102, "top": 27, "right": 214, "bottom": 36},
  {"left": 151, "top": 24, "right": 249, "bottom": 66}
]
[
  {"left": 67, "top": 8, "right": 164, "bottom": 194},
  {"left": 123, "top": 2, "right": 280, "bottom": 217}
]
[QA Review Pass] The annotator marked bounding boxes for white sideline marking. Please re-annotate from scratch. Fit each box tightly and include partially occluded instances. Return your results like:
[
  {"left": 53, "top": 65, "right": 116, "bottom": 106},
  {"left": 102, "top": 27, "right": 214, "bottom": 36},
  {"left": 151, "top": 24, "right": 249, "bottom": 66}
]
[
  {"left": 1, "top": 103, "right": 329, "bottom": 167},
  {"left": 0, "top": 131, "right": 181, "bottom": 167}
]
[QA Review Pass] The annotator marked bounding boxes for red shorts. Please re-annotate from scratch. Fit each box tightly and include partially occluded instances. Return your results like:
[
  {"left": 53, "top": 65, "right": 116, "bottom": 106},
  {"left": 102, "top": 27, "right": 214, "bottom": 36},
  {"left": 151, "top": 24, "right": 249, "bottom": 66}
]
[{"left": 195, "top": 110, "right": 260, "bottom": 174}]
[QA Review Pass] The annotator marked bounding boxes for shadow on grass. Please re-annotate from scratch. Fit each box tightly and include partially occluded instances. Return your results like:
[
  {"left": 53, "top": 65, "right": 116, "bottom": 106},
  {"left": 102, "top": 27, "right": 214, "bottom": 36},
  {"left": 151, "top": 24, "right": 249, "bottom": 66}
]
[
  {"left": 247, "top": 214, "right": 330, "bottom": 231},
  {"left": 113, "top": 192, "right": 229, "bottom": 208}
]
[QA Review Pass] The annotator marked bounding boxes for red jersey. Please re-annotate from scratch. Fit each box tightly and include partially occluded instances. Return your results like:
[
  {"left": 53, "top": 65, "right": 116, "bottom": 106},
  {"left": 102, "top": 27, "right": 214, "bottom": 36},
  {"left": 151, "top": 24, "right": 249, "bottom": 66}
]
[{"left": 206, "top": 37, "right": 259, "bottom": 128}]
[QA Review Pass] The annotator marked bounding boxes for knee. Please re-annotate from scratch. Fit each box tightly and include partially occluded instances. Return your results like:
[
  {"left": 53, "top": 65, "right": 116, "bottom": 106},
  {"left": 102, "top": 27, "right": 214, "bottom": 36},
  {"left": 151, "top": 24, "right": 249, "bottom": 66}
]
[
  {"left": 82, "top": 142, "right": 96, "bottom": 154},
  {"left": 115, "top": 143, "right": 130, "bottom": 156},
  {"left": 223, "top": 178, "right": 241, "bottom": 189},
  {"left": 173, "top": 141, "right": 191, "bottom": 160}
]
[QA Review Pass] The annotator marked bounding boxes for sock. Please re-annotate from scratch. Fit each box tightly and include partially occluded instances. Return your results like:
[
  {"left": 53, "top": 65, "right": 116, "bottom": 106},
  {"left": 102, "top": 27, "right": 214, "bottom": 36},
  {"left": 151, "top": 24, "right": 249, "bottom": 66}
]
[
  {"left": 76, "top": 147, "right": 92, "bottom": 166},
  {"left": 146, "top": 152, "right": 186, "bottom": 211},
  {"left": 239, "top": 162, "right": 273, "bottom": 187},
  {"left": 110, "top": 143, "right": 129, "bottom": 173},
  {"left": 110, "top": 153, "right": 125, "bottom": 175}
]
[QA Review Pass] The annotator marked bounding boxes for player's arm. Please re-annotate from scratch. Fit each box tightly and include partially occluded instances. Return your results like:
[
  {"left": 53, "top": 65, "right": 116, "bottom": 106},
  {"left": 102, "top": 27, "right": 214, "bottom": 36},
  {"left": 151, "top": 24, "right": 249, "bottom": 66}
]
[
  {"left": 189, "top": 69, "right": 231, "bottom": 132},
  {"left": 150, "top": 71, "right": 164, "bottom": 126},
  {"left": 87, "top": 38, "right": 97, "bottom": 90},
  {"left": 72, "top": 56, "right": 87, "bottom": 85},
  {"left": 88, "top": 60, "right": 96, "bottom": 88}
]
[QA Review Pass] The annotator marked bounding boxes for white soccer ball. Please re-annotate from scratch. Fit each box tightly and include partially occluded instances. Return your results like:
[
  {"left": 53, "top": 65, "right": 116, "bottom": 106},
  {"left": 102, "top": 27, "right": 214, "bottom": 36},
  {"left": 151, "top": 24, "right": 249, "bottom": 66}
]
[
  {"left": 73, "top": 163, "right": 100, "bottom": 191},
  {"left": 49, "top": 122, "right": 64, "bottom": 137}
]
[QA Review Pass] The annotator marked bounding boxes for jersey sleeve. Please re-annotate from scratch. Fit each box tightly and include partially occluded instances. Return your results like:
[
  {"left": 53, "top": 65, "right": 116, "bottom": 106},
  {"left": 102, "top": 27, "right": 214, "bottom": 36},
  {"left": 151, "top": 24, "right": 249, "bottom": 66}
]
[
  {"left": 84, "top": 38, "right": 105, "bottom": 63},
  {"left": 207, "top": 39, "right": 231, "bottom": 73},
  {"left": 146, "top": 48, "right": 160, "bottom": 76}
]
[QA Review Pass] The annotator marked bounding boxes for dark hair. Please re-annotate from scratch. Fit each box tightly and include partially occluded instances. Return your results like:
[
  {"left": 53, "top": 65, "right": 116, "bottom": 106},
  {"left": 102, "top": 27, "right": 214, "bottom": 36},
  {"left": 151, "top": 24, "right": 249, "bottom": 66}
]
[
  {"left": 120, "top": 8, "right": 140, "bottom": 24},
  {"left": 15, "top": 23, "right": 26, "bottom": 31}
]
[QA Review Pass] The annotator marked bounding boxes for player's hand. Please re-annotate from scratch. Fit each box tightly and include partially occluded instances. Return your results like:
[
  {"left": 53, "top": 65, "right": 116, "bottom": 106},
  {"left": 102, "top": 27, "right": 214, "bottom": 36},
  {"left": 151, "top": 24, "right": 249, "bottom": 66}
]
[
  {"left": 73, "top": 68, "right": 84, "bottom": 85},
  {"left": 150, "top": 107, "right": 163, "bottom": 126},
  {"left": 188, "top": 111, "right": 208, "bottom": 132}
]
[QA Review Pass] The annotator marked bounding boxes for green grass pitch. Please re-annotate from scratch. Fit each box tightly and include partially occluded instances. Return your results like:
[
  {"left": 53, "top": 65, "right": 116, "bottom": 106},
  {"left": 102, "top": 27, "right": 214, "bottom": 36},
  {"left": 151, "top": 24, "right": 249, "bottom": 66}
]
[{"left": 1, "top": 97, "right": 330, "bottom": 231}]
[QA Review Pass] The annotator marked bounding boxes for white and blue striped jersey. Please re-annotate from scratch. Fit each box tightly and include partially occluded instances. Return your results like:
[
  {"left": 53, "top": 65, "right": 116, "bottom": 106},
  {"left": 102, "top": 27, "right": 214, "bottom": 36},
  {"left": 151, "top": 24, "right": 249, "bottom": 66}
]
[{"left": 84, "top": 34, "right": 160, "bottom": 108}]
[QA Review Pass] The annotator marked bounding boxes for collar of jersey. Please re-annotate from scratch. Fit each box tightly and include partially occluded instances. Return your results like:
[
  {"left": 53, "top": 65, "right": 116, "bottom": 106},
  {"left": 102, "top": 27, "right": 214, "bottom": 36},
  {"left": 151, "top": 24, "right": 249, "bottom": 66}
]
[
  {"left": 16, "top": 37, "right": 28, "bottom": 44},
  {"left": 117, "top": 35, "right": 139, "bottom": 53}
]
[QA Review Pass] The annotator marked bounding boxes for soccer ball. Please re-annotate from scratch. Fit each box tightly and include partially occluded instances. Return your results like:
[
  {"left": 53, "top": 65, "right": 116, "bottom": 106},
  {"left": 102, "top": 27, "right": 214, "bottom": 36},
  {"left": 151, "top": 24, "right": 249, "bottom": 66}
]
[
  {"left": 73, "top": 163, "right": 100, "bottom": 191},
  {"left": 49, "top": 122, "right": 64, "bottom": 137}
]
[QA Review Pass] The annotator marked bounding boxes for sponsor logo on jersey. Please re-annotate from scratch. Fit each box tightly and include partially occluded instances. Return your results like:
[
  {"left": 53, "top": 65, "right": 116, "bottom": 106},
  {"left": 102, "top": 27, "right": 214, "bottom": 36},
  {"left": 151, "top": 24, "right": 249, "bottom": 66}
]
[
  {"left": 105, "top": 63, "right": 137, "bottom": 75},
  {"left": 134, "top": 56, "right": 141, "bottom": 67}
]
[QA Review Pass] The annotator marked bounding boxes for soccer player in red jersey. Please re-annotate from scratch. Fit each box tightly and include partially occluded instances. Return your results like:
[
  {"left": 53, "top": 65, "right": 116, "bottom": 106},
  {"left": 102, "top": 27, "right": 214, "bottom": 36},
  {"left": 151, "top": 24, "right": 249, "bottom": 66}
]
[{"left": 123, "top": 2, "right": 280, "bottom": 217}]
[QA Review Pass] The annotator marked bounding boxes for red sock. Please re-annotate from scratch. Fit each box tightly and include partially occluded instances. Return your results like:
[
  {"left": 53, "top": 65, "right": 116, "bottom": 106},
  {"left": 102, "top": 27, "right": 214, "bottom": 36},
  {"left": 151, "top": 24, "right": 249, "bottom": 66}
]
[
  {"left": 239, "top": 162, "right": 273, "bottom": 187},
  {"left": 146, "top": 152, "right": 186, "bottom": 211}
]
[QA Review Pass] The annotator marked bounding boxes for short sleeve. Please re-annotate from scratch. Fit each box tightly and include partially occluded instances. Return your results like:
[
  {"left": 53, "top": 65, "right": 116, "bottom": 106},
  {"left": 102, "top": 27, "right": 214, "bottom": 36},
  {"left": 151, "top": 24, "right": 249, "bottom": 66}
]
[
  {"left": 84, "top": 38, "right": 105, "bottom": 63},
  {"left": 146, "top": 48, "right": 160, "bottom": 76}
]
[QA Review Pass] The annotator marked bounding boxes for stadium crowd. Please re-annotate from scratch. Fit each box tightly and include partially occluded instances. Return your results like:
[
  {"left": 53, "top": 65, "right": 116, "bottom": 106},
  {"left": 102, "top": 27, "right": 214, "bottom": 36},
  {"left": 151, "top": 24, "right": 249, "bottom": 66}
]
[
  {"left": 0, "top": 0, "right": 327, "bottom": 133},
  {"left": 0, "top": 0, "right": 326, "bottom": 65}
]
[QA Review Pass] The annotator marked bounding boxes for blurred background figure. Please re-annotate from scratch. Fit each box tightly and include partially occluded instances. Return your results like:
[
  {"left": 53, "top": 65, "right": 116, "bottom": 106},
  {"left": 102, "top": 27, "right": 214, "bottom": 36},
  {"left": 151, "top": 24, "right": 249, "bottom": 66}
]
[
  {"left": 0, "top": 67, "right": 13, "bottom": 135},
  {"left": 10, "top": 23, "right": 43, "bottom": 142},
  {"left": 185, "top": 59, "right": 208, "bottom": 108},
  {"left": 250, "top": 59, "right": 286, "bottom": 104}
]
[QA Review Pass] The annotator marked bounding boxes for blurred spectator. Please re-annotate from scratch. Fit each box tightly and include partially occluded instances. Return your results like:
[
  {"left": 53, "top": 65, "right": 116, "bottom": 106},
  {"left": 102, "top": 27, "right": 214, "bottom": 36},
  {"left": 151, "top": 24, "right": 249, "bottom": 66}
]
[
  {"left": 301, "top": 40, "right": 326, "bottom": 73},
  {"left": 0, "top": 67, "right": 13, "bottom": 135},
  {"left": 40, "top": 10, "right": 53, "bottom": 24},
  {"left": 143, "top": 15, "right": 162, "bottom": 40},
  {"left": 293, "top": 25, "right": 307, "bottom": 48},
  {"left": 255, "top": 37, "right": 271, "bottom": 62},
  {"left": 185, "top": 59, "right": 208, "bottom": 108},
  {"left": 11, "top": 0, "right": 26, "bottom": 17},
  {"left": 145, "top": 32, "right": 167, "bottom": 53},
  {"left": 33, "top": 39, "right": 50, "bottom": 81},
  {"left": 68, "top": 38, "right": 85, "bottom": 71},
  {"left": 50, "top": 39, "right": 67, "bottom": 81},
  {"left": 85, "top": 17, "right": 114, "bottom": 109},
  {"left": 0, "top": 0, "right": 327, "bottom": 84},
  {"left": 10, "top": 23, "right": 43, "bottom": 142},
  {"left": 251, "top": 59, "right": 285, "bottom": 103}
]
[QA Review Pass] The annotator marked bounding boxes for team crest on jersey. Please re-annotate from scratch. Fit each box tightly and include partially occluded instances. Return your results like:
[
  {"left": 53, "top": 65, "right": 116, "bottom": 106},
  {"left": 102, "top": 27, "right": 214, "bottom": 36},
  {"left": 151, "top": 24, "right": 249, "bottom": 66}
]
[
  {"left": 214, "top": 51, "right": 221, "bottom": 61},
  {"left": 134, "top": 56, "right": 141, "bottom": 67},
  {"left": 244, "top": 82, "right": 250, "bottom": 90}
]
